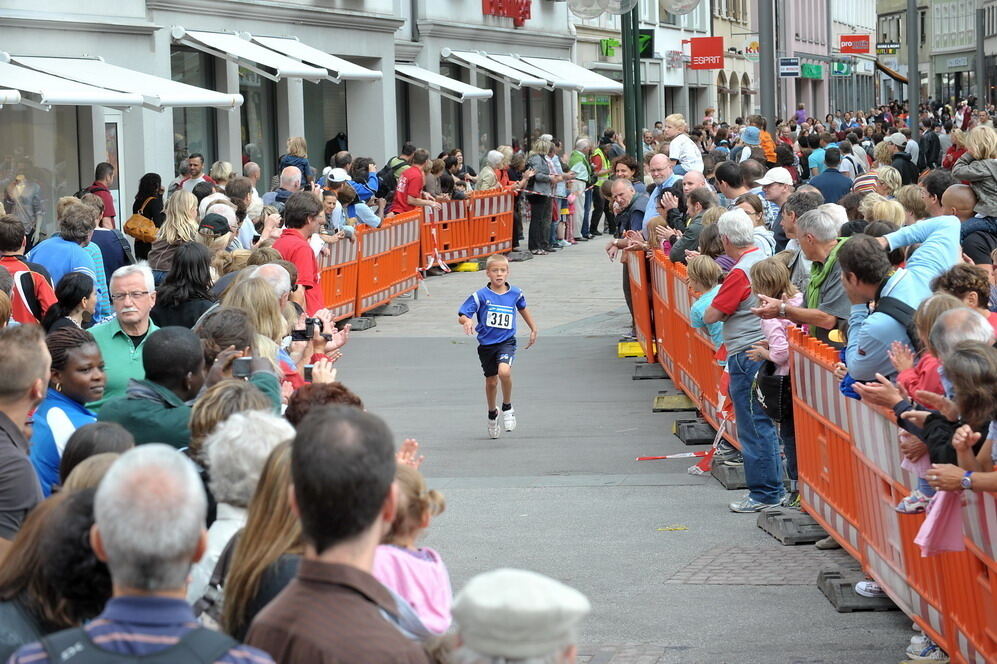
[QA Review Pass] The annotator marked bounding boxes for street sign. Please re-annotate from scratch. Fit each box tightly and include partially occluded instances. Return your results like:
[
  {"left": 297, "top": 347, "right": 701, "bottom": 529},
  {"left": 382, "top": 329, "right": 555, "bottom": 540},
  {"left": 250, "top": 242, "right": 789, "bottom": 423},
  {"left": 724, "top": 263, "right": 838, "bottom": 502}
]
[
  {"left": 688, "top": 36, "right": 723, "bottom": 70},
  {"left": 600, "top": 38, "right": 621, "bottom": 58},
  {"left": 639, "top": 29, "right": 655, "bottom": 59},
  {"left": 779, "top": 57, "right": 800, "bottom": 77},
  {"left": 876, "top": 42, "right": 901, "bottom": 55},
  {"left": 745, "top": 40, "right": 760, "bottom": 62},
  {"left": 831, "top": 62, "right": 852, "bottom": 77},
  {"left": 801, "top": 63, "right": 823, "bottom": 79},
  {"left": 839, "top": 34, "right": 870, "bottom": 54}
]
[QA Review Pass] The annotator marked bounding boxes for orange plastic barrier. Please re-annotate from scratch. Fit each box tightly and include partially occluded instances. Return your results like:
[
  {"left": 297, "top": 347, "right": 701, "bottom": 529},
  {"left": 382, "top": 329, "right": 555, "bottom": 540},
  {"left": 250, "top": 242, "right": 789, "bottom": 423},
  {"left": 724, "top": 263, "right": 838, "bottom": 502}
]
[
  {"left": 466, "top": 189, "right": 515, "bottom": 259},
  {"left": 318, "top": 232, "right": 359, "bottom": 322},
  {"left": 625, "top": 249, "right": 655, "bottom": 361},
  {"left": 421, "top": 199, "right": 472, "bottom": 269},
  {"left": 353, "top": 210, "right": 422, "bottom": 316}
]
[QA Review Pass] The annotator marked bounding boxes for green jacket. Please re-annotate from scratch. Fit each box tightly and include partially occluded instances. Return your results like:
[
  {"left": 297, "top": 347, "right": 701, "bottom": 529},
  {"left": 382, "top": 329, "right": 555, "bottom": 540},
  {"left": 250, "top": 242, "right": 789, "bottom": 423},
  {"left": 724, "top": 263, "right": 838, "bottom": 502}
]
[
  {"left": 590, "top": 147, "right": 611, "bottom": 185},
  {"left": 87, "top": 317, "right": 159, "bottom": 412},
  {"left": 97, "top": 372, "right": 281, "bottom": 448}
]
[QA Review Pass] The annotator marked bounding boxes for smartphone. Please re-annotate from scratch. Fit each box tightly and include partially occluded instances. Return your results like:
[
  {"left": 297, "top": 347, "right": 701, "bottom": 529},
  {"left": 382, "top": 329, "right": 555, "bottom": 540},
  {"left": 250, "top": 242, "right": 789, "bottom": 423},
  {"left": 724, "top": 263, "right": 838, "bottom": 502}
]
[
  {"left": 232, "top": 356, "right": 253, "bottom": 378},
  {"left": 303, "top": 364, "right": 314, "bottom": 382}
]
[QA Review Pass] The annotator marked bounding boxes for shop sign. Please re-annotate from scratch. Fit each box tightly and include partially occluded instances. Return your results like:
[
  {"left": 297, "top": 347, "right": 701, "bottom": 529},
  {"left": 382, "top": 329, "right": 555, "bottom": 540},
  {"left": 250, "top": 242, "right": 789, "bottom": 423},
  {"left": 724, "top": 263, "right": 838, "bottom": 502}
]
[
  {"left": 778, "top": 57, "right": 800, "bottom": 77},
  {"left": 665, "top": 50, "right": 684, "bottom": 69},
  {"left": 831, "top": 62, "right": 852, "bottom": 77},
  {"left": 600, "top": 38, "right": 621, "bottom": 57},
  {"left": 581, "top": 95, "right": 612, "bottom": 106},
  {"left": 876, "top": 41, "right": 901, "bottom": 55},
  {"left": 802, "top": 63, "right": 823, "bottom": 79},
  {"left": 745, "top": 40, "right": 760, "bottom": 63},
  {"left": 482, "top": 0, "right": 531, "bottom": 27},
  {"left": 947, "top": 56, "right": 969, "bottom": 69},
  {"left": 687, "top": 36, "right": 724, "bottom": 70},
  {"left": 600, "top": 31, "right": 654, "bottom": 59},
  {"left": 839, "top": 34, "right": 870, "bottom": 54}
]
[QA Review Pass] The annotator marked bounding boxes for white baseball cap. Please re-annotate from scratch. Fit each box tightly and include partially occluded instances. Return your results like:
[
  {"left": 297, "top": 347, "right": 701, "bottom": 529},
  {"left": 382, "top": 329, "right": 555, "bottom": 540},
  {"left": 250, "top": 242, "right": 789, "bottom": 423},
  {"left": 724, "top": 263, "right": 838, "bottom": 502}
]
[
  {"left": 755, "top": 167, "right": 793, "bottom": 186},
  {"left": 887, "top": 133, "right": 907, "bottom": 147}
]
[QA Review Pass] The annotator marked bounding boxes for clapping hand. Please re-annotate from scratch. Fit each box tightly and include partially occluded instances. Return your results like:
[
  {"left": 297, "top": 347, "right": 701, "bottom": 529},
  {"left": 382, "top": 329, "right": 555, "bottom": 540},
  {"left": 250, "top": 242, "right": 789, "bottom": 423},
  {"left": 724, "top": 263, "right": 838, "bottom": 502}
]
[
  {"left": 396, "top": 438, "right": 425, "bottom": 469},
  {"left": 887, "top": 341, "right": 915, "bottom": 373}
]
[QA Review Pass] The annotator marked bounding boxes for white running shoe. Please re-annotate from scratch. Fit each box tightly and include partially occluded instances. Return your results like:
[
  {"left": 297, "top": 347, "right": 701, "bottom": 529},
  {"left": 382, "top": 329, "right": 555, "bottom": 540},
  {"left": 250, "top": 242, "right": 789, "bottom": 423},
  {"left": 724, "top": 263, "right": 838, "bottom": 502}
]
[
  {"left": 488, "top": 417, "right": 501, "bottom": 439},
  {"left": 503, "top": 407, "right": 516, "bottom": 432}
]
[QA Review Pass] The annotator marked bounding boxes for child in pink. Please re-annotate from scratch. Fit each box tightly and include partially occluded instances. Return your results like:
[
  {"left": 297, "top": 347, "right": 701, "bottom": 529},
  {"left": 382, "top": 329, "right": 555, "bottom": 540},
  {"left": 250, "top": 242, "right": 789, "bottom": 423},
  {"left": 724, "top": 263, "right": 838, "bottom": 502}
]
[{"left": 372, "top": 465, "right": 452, "bottom": 635}]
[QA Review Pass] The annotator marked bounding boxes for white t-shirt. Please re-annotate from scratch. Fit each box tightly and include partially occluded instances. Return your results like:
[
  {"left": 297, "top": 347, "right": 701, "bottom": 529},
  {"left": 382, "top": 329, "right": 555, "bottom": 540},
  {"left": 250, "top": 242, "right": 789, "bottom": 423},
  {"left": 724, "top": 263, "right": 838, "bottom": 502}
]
[{"left": 669, "top": 134, "right": 704, "bottom": 173}]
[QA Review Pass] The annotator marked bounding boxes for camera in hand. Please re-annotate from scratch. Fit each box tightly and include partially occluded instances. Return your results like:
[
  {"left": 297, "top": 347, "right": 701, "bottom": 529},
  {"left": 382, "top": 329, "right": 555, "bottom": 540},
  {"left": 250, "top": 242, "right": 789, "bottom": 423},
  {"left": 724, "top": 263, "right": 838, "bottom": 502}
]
[
  {"left": 231, "top": 356, "right": 253, "bottom": 378},
  {"left": 290, "top": 317, "right": 332, "bottom": 342}
]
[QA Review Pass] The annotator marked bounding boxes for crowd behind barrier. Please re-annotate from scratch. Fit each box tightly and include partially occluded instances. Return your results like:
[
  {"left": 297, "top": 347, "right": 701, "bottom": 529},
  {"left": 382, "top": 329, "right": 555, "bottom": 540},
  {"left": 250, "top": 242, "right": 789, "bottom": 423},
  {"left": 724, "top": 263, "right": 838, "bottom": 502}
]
[{"left": 630, "top": 249, "right": 997, "bottom": 664}]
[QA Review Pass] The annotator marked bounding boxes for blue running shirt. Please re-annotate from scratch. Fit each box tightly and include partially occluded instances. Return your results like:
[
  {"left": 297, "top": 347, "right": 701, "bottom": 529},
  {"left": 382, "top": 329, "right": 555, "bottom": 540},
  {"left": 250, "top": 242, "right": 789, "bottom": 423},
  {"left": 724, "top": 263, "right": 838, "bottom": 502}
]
[{"left": 459, "top": 284, "right": 527, "bottom": 345}]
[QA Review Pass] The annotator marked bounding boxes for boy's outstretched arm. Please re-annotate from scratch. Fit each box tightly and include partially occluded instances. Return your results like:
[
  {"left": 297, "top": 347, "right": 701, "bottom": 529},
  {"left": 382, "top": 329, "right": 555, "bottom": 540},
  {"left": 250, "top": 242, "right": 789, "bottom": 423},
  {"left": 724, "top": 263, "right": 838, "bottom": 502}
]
[
  {"left": 519, "top": 307, "right": 538, "bottom": 349},
  {"left": 458, "top": 314, "right": 476, "bottom": 336}
]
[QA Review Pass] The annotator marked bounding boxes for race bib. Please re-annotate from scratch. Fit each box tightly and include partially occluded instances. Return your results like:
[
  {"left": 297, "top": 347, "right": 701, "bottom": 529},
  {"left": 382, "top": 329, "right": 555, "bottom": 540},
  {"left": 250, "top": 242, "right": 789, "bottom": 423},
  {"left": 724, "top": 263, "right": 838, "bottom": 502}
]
[{"left": 485, "top": 305, "right": 514, "bottom": 330}]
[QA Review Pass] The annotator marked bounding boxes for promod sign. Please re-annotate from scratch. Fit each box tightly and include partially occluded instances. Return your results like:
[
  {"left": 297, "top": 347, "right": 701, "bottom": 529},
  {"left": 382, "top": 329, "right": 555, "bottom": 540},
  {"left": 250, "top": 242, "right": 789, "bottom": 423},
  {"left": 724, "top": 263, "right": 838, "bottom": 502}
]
[
  {"left": 482, "top": 0, "right": 531, "bottom": 27},
  {"left": 688, "top": 36, "right": 723, "bottom": 70},
  {"left": 839, "top": 34, "right": 870, "bottom": 54}
]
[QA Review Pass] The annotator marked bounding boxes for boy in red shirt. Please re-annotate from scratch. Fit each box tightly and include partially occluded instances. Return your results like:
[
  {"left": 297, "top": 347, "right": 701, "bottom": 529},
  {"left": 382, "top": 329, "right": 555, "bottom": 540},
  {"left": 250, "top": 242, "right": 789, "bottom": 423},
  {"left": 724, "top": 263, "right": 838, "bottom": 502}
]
[
  {"left": 392, "top": 149, "right": 440, "bottom": 214},
  {"left": 273, "top": 192, "right": 324, "bottom": 315}
]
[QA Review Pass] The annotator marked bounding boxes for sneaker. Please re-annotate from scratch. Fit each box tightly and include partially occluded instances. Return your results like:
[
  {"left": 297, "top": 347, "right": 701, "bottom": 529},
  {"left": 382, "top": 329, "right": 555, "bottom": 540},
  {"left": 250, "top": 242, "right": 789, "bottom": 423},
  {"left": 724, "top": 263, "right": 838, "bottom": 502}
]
[
  {"left": 896, "top": 490, "right": 930, "bottom": 514},
  {"left": 487, "top": 416, "right": 501, "bottom": 440},
  {"left": 729, "top": 496, "right": 781, "bottom": 513},
  {"left": 908, "top": 633, "right": 930, "bottom": 652},
  {"left": 714, "top": 440, "right": 738, "bottom": 460},
  {"left": 854, "top": 580, "right": 887, "bottom": 598},
  {"left": 556, "top": 239, "right": 570, "bottom": 248},
  {"left": 906, "top": 639, "right": 949, "bottom": 662},
  {"left": 503, "top": 407, "right": 516, "bottom": 432},
  {"left": 815, "top": 535, "right": 841, "bottom": 550},
  {"left": 781, "top": 491, "right": 801, "bottom": 509},
  {"left": 590, "top": 230, "right": 603, "bottom": 236},
  {"left": 721, "top": 451, "right": 744, "bottom": 466}
]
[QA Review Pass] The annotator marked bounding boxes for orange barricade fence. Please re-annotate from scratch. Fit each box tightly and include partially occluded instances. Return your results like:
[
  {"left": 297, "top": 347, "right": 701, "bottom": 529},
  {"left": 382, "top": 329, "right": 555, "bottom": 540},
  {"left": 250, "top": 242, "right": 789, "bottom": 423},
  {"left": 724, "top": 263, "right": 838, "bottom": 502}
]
[
  {"left": 636, "top": 256, "right": 997, "bottom": 662},
  {"left": 625, "top": 250, "right": 655, "bottom": 361},
  {"left": 466, "top": 189, "right": 515, "bottom": 260},
  {"left": 421, "top": 199, "right": 471, "bottom": 269},
  {"left": 353, "top": 210, "right": 422, "bottom": 316},
  {"left": 318, "top": 230, "right": 360, "bottom": 322}
]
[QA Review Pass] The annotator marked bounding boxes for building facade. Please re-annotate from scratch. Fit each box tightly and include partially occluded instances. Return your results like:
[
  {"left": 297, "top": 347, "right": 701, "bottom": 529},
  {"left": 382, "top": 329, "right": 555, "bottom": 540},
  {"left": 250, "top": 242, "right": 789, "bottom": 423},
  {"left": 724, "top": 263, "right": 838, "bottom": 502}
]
[
  {"left": 711, "top": 0, "right": 758, "bottom": 124},
  {"left": 830, "top": 0, "right": 877, "bottom": 114},
  {"left": 875, "top": 0, "right": 930, "bottom": 105},
  {"left": 773, "top": 0, "right": 831, "bottom": 120},
  {"left": 985, "top": 0, "right": 997, "bottom": 107},
  {"left": 929, "top": 0, "right": 978, "bottom": 105}
]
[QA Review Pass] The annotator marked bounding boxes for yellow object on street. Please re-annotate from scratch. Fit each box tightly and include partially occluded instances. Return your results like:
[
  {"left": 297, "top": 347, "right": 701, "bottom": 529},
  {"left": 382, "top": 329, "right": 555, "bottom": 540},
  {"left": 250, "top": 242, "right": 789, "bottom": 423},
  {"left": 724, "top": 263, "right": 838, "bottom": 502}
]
[{"left": 454, "top": 262, "right": 480, "bottom": 272}]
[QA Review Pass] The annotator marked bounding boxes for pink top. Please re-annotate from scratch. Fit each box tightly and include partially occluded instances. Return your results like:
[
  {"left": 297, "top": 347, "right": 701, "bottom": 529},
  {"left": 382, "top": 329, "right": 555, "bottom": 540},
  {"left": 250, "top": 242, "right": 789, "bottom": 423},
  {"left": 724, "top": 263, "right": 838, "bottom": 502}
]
[
  {"left": 372, "top": 544, "right": 452, "bottom": 634},
  {"left": 760, "top": 292, "right": 802, "bottom": 375},
  {"left": 897, "top": 353, "right": 945, "bottom": 408}
]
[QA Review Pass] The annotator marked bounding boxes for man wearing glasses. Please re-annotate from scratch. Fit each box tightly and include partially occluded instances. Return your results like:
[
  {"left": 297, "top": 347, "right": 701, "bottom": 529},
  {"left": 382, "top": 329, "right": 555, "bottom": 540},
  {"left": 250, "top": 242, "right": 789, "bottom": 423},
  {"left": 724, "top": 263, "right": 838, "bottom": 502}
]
[{"left": 88, "top": 263, "right": 158, "bottom": 411}]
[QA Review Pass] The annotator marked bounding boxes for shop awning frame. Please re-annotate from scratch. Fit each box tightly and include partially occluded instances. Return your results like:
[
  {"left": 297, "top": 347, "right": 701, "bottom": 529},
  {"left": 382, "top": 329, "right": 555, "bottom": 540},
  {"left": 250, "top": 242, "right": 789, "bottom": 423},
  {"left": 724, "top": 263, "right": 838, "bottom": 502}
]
[
  {"left": 440, "top": 49, "right": 547, "bottom": 89},
  {"left": 487, "top": 54, "right": 566, "bottom": 91},
  {"left": 875, "top": 60, "right": 908, "bottom": 85},
  {"left": 0, "top": 55, "right": 143, "bottom": 110},
  {"left": 0, "top": 89, "right": 20, "bottom": 106},
  {"left": 11, "top": 56, "right": 242, "bottom": 111},
  {"left": 394, "top": 63, "right": 492, "bottom": 103},
  {"left": 171, "top": 28, "right": 326, "bottom": 82},
  {"left": 517, "top": 56, "right": 624, "bottom": 94},
  {"left": 252, "top": 36, "right": 381, "bottom": 84}
]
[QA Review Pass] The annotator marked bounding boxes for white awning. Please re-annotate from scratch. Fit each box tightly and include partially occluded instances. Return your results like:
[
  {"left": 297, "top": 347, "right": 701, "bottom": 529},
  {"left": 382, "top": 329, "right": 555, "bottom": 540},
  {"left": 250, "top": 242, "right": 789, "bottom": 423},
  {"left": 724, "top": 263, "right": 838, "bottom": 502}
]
[
  {"left": 0, "top": 90, "right": 20, "bottom": 106},
  {"left": 252, "top": 36, "right": 381, "bottom": 83},
  {"left": 518, "top": 56, "right": 623, "bottom": 94},
  {"left": 441, "top": 49, "right": 546, "bottom": 89},
  {"left": 171, "top": 28, "right": 326, "bottom": 82},
  {"left": 395, "top": 63, "right": 492, "bottom": 103},
  {"left": 11, "top": 56, "right": 242, "bottom": 111},
  {"left": 0, "top": 58, "right": 143, "bottom": 110}
]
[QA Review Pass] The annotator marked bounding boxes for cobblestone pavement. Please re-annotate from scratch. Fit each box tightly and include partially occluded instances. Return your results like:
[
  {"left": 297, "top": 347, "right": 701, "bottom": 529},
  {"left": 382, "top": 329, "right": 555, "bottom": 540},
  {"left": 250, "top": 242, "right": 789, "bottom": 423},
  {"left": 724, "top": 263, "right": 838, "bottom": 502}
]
[{"left": 665, "top": 544, "right": 856, "bottom": 585}]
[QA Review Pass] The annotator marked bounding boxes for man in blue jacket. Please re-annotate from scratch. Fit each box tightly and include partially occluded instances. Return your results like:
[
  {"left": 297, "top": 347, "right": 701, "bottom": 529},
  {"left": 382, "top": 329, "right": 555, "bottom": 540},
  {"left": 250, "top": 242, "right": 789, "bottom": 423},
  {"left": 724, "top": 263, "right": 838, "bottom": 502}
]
[{"left": 808, "top": 148, "right": 852, "bottom": 204}]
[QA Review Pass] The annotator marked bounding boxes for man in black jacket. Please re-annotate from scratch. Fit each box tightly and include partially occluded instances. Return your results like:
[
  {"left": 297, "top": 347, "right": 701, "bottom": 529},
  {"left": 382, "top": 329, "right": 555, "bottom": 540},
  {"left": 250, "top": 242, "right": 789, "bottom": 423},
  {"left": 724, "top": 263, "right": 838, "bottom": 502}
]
[
  {"left": 918, "top": 118, "right": 941, "bottom": 170},
  {"left": 887, "top": 133, "right": 919, "bottom": 185}
]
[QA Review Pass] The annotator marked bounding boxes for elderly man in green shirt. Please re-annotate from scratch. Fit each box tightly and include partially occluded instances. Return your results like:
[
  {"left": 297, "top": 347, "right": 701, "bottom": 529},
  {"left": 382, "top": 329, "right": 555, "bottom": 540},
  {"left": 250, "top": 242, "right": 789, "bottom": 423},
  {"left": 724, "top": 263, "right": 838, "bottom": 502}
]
[{"left": 88, "top": 264, "right": 159, "bottom": 411}]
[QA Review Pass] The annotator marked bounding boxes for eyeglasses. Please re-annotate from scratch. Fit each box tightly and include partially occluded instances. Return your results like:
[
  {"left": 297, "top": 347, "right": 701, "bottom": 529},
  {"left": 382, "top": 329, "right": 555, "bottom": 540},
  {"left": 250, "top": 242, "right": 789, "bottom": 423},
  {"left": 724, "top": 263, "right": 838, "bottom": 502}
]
[{"left": 110, "top": 291, "right": 150, "bottom": 302}]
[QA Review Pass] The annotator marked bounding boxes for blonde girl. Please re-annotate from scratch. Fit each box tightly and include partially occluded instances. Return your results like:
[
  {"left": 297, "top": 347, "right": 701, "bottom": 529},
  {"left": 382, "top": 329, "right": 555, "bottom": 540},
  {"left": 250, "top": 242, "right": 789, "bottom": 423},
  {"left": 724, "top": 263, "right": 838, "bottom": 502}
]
[
  {"left": 148, "top": 189, "right": 198, "bottom": 281},
  {"left": 372, "top": 464, "right": 452, "bottom": 636},
  {"left": 952, "top": 125, "right": 997, "bottom": 217},
  {"left": 687, "top": 255, "right": 724, "bottom": 353}
]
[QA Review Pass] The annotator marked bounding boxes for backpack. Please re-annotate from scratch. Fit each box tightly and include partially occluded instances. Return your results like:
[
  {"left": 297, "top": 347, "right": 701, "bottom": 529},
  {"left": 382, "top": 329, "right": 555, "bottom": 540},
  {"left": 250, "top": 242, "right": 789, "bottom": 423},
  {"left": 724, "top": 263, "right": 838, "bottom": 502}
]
[
  {"left": 40, "top": 626, "right": 237, "bottom": 663},
  {"left": 375, "top": 157, "right": 410, "bottom": 199},
  {"left": 75, "top": 183, "right": 108, "bottom": 200},
  {"left": 875, "top": 295, "right": 922, "bottom": 354}
]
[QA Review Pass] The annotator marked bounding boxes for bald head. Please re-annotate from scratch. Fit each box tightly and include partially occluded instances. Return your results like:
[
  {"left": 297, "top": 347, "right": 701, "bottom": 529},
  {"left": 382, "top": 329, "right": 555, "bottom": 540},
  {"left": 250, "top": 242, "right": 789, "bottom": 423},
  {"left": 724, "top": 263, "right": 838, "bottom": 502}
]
[
  {"left": 611, "top": 178, "right": 636, "bottom": 210},
  {"left": 243, "top": 162, "right": 260, "bottom": 183},
  {"left": 279, "top": 166, "right": 302, "bottom": 192},
  {"left": 682, "top": 170, "right": 707, "bottom": 196},
  {"left": 648, "top": 153, "right": 673, "bottom": 186},
  {"left": 941, "top": 184, "right": 977, "bottom": 222}
]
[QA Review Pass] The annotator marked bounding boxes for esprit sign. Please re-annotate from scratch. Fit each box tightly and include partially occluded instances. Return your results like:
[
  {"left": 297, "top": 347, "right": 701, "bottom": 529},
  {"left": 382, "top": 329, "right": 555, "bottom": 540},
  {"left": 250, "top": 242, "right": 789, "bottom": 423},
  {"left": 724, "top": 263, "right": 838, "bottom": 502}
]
[
  {"left": 482, "top": 0, "right": 531, "bottom": 27},
  {"left": 687, "top": 36, "right": 723, "bottom": 70},
  {"left": 839, "top": 34, "right": 870, "bottom": 54}
]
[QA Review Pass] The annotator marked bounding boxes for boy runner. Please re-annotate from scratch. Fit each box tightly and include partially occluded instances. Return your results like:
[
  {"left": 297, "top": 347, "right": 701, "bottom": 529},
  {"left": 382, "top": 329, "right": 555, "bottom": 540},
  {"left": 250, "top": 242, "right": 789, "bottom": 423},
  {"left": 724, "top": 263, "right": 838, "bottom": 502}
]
[{"left": 458, "top": 254, "right": 538, "bottom": 439}]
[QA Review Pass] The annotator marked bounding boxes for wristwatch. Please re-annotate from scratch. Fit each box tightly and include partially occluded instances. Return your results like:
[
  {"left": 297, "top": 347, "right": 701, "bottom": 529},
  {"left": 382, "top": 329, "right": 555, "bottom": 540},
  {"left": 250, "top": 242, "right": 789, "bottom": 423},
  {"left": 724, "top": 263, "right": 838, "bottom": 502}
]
[
  {"left": 779, "top": 302, "right": 787, "bottom": 318},
  {"left": 961, "top": 471, "right": 974, "bottom": 490}
]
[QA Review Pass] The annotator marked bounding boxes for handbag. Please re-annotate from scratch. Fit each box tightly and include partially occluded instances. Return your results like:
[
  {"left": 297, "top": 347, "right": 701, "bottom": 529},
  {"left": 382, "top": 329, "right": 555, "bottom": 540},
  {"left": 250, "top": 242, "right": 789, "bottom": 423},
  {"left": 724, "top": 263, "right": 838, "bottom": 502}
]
[
  {"left": 124, "top": 197, "right": 158, "bottom": 244},
  {"left": 753, "top": 360, "right": 792, "bottom": 423}
]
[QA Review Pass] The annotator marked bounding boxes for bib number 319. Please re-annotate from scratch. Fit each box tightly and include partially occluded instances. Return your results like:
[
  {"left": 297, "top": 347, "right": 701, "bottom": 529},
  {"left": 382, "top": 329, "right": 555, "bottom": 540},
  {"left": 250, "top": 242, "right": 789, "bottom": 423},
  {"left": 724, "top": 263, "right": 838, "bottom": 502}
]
[{"left": 486, "top": 308, "right": 514, "bottom": 329}]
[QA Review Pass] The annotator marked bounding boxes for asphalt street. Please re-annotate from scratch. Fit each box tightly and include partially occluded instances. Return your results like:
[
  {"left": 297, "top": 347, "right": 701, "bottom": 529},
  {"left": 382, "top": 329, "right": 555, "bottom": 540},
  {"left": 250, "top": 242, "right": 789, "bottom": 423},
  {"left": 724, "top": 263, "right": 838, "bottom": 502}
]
[{"left": 334, "top": 239, "right": 912, "bottom": 663}]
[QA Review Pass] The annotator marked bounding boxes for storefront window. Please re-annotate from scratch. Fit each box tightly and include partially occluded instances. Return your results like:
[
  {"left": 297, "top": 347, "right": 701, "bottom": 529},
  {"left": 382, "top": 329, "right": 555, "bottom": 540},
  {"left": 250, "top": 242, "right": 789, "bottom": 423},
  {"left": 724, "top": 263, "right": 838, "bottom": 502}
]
[
  {"left": 476, "top": 74, "right": 497, "bottom": 157},
  {"left": 580, "top": 95, "right": 611, "bottom": 142},
  {"left": 439, "top": 62, "right": 464, "bottom": 152},
  {"left": 304, "top": 79, "right": 347, "bottom": 176},
  {"left": 240, "top": 67, "right": 277, "bottom": 192},
  {"left": 512, "top": 88, "right": 555, "bottom": 148},
  {"left": 0, "top": 105, "right": 79, "bottom": 241},
  {"left": 396, "top": 80, "right": 411, "bottom": 150},
  {"left": 171, "top": 48, "right": 217, "bottom": 176}
]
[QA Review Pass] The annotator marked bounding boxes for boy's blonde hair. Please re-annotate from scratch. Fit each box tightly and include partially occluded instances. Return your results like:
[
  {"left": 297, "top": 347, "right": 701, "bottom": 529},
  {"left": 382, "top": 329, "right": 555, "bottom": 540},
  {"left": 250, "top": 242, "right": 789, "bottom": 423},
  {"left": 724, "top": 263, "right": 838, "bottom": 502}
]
[
  {"left": 867, "top": 198, "right": 905, "bottom": 226},
  {"left": 384, "top": 465, "right": 445, "bottom": 546},
  {"left": 895, "top": 184, "right": 928, "bottom": 222},
  {"left": 665, "top": 114, "right": 688, "bottom": 131},
  {"left": 701, "top": 206, "right": 724, "bottom": 226},
  {"left": 875, "top": 166, "right": 901, "bottom": 197},
  {"left": 686, "top": 255, "right": 723, "bottom": 290},
  {"left": 965, "top": 125, "right": 997, "bottom": 160},
  {"left": 749, "top": 257, "right": 798, "bottom": 299},
  {"left": 286, "top": 136, "right": 308, "bottom": 158},
  {"left": 486, "top": 254, "right": 509, "bottom": 269}
]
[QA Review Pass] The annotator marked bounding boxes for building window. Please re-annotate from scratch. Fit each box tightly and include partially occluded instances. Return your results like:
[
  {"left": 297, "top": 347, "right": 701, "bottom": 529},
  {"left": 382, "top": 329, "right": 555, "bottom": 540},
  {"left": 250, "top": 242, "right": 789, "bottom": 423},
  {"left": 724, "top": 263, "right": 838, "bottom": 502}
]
[
  {"left": 304, "top": 79, "right": 348, "bottom": 175},
  {"left": 439, "top": 62, "right": 464, "bottom": 152},
  {"left": 0, "top": 105, "right": 80, "bottom": 241},
  {"left": 396, "top": 79, "right": 411, "bottom": 151},
  {"left": 510, "top": 87, "right": 556, "bottom": 148},
  {"left": 239, "top": 67, "right": 277, "bottom": 191},
  {"left": 580, "top": 95, "right": 612, "bottom": 143},
  {"left": 170, "top": 47, "right": 217, "bottom": 176},
  {"left": 476, "top": 74, "right": 498, "bottom": 158}
]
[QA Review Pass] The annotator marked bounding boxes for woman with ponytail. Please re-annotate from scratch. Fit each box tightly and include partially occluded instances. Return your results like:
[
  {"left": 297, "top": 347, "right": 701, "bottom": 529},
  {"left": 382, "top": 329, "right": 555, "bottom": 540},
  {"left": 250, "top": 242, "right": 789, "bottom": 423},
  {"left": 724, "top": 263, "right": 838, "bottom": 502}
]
[{"left": 41, "top": 273, "right": 96, "bottom": 333}]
